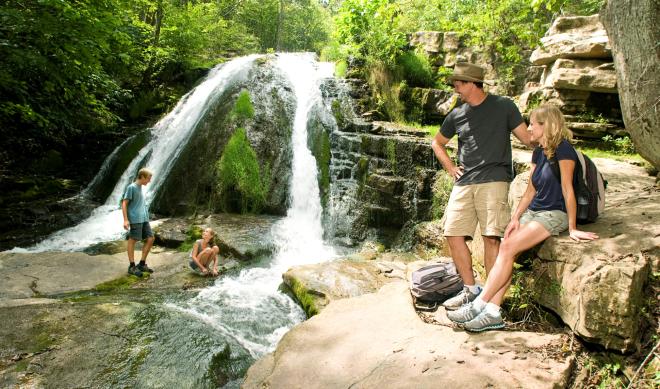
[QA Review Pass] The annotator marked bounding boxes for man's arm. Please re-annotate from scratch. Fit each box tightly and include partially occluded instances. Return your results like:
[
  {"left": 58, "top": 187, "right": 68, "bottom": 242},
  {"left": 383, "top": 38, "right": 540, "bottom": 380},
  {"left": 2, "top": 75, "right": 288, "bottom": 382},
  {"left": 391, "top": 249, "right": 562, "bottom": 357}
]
[
  {"left": 511, "top": 122, "right": 532, "bottom": 148},
  {"left": 431, "top": 131, "right": 463, "bottom": 180}
]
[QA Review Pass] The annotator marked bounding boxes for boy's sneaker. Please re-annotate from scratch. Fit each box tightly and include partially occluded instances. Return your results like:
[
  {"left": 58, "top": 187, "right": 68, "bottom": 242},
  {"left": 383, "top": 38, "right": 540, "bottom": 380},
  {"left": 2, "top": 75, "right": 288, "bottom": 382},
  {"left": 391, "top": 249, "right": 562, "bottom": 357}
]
[
  {"left": 443, "top": 286, "right": 481, "bottom": 311},
  {"left": 137, "top": 263, "right": 154, "bottom": 273},
  {"left": 128, "top": 266, "right": 143, "bottom": 277},
  {"left": 446, "top": 301, "right": 484, "bottom": 323},
  {"left": 462, "top": 310, "right": 505, "bottom": 332}
]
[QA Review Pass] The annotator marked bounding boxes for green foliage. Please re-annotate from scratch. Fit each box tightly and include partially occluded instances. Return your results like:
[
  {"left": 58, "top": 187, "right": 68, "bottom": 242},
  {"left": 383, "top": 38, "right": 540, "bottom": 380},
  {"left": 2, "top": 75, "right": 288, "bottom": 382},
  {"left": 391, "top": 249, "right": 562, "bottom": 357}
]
[
  {"left": 531, "top": 0, "right": 605, "bottom": 15},
  {"left": 334, "top": 60, "right": 348, "bottom": 78},
  {"left": 434, "top": 66, "right": 455, "bottom": 92},
  {"left": 578, "top": 355, "right": 628, "bottom": 388},
  {"left": 232, "top": 90, "right": 255, "bottom": 122},
  {"left": 0, "top": 0, "right": 333, "bottom": 174},
  {"left": 430, "top": 172, "right": 453, "bottom": 219},
  {"left": 333, "top": 0, "right": 407, "bottom": 67},
  {"left": 396, "top": 51, "right": 434, "bottom": 88},
  {"left": 602, "top": 135, "right": 636, "bottom": 155},
  {"left": 235, "top": 0, "right": 331, "bottom": 52},
  {"left": 216, "top": 128, "right": 269, "bottom": 213}
]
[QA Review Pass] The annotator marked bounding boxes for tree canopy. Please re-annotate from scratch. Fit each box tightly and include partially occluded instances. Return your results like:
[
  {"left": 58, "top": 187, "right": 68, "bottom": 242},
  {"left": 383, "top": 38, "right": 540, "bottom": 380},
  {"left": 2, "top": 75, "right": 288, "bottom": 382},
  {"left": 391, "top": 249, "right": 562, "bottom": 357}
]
[{"left": 0, "top": 0, "right": 604, "bottom": 174}]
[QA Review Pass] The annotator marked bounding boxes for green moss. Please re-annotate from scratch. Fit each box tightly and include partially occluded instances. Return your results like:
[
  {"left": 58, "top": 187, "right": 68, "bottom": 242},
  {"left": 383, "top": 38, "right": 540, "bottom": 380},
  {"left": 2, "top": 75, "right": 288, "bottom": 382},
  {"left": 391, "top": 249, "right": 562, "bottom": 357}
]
[
  {"left": 334, "top": 60, "right": 348, "bottom": 78},
  {"left": 205, "top": 344, "right": 232, "bottom": 386},
  {"left": 288, "top": 278, "right": 319, "bottom": 317},
  {"left": 216, "top": 128, "right": 269, "bottom": 213},
  {"left": 232, "top": 89, "right": 254, "bottom": 123},
  {"left": 13, "top": 360, "right": 29, "bottom": 372},
  {"left": 385, "top": 139, "right": 397, "bottom": 173},
  {"left": 178, "top": 225, "right": 203, "bottom": 252},
  {"left": 95, "top": 275, "right": 142, "bottom": 292},
  {"left": 331, "top": 100, "right": 344, "bottom": 128},
  {"left": 356, "top": 156, "right": 370, "bottom": 196},
  {"left": 311, "top": 130, "right": 331, "bottom": 207}
]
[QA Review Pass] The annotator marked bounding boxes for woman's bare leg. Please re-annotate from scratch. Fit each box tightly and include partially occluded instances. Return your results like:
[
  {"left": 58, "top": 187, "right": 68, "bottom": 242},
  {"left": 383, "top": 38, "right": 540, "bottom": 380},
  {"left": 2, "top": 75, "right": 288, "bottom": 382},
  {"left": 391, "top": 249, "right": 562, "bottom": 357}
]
[{"left": 480, "top": 221, "right": 551, "bottom": 305}]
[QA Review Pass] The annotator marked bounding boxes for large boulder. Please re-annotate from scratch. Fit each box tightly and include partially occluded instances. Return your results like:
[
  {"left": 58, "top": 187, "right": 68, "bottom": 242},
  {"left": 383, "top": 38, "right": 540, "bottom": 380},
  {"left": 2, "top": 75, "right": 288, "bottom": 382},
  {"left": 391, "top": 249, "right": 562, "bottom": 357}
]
[
  {"left": 409, "top": 31, "right": 443, "bottom": 53},
  {"left": 152, "top": 56, "right": 296, "bottom": 216},
  {"left": 282, "top": 258, "right": 408, "bottom": 315},
  {"left": 542, "top": 59, "right": 617, "bottom": 93},
  {"left": 530, "top": 15, "right": 611, "bottom": 65},
  {"left": 243, "top": 282, "right": 575, "bottom": 389},
  {"left": 602, "top": 0, "right": 660, "bottom": 171}
]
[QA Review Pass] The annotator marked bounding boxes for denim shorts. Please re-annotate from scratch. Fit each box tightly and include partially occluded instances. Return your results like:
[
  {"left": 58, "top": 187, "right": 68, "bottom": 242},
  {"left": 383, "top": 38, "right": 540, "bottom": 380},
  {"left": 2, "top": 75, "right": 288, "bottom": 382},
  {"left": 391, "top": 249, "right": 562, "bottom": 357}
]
[
  {"left": 127, "top": 222, "right": 153, "bottom": 241},
  {"left": 189, "top": 259, "right": 199, "bottom": 271},
  {"left": 520, "top": 209, "right": 568, "bottom": 236}
]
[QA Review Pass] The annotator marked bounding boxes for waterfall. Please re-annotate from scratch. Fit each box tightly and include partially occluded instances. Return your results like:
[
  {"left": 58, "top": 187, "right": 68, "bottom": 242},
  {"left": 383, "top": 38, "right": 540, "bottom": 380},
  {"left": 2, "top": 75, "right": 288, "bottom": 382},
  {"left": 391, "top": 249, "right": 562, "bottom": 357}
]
[
  {"left": 11, "top": 55, "right": 260, "bottom": 253},
  {"left": 171, "top": 53, "right": 336, "bottom": 359},
  {"left": 270, "top": 53, "right": 336, "bottom": 268}
]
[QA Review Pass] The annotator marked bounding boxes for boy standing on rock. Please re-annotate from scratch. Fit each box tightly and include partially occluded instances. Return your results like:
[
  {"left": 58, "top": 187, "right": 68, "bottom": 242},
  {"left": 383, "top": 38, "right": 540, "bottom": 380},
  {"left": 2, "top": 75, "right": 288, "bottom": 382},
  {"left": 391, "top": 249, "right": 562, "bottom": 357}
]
[{"left": 121, "top": 168, "right": 155, "bottom": 277}]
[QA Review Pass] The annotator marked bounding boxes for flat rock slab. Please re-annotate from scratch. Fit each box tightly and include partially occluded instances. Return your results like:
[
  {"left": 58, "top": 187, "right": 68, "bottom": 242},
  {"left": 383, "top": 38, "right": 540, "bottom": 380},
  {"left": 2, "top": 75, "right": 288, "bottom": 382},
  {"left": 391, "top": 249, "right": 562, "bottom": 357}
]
[
  {"left": 0, "top": 250, "right": 184, "bottom": 304},
  {"left": 244, "top": 282, "right": 574, "bottom": 389}
]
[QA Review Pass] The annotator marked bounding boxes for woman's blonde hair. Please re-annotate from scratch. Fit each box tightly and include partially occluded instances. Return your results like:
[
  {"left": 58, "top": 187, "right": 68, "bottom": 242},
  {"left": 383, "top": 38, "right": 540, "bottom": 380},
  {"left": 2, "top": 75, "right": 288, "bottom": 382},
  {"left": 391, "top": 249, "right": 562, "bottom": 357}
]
[{"left": 530, "top": 104, "right": 573, "bottom": 159}]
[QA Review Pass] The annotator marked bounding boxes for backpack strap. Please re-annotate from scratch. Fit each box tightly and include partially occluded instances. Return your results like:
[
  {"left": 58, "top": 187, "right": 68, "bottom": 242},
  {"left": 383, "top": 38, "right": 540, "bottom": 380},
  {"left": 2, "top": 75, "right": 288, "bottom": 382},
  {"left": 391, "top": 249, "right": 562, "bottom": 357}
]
[{"left": 548, "top": 156, "right": 561, "bottom": 182}]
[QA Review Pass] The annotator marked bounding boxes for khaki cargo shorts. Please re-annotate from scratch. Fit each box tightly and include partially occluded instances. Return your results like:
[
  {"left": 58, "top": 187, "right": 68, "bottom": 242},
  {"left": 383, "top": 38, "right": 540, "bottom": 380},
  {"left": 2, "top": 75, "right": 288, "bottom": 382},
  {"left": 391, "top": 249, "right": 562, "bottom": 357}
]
[
  {"left": 442, "top": 181, "right": 510, "bottom": 238},
  {"left": 520, "top": 209, "right": 568, "bottom": 236}
]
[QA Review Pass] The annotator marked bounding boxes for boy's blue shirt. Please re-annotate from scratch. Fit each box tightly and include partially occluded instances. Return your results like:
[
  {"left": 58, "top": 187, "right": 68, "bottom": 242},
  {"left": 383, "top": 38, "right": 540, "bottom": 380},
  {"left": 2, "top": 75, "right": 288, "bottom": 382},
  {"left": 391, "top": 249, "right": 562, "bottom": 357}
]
[{"left": 122, "top": 182, "right": 149, "bottom": 223}]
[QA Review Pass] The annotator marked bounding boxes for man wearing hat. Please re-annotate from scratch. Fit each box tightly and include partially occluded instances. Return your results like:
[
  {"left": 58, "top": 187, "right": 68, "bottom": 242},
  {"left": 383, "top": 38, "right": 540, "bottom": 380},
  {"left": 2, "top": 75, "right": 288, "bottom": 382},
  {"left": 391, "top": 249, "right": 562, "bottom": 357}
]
[{"left": 431, "top": 62, "right": 532, "bottom": 315}]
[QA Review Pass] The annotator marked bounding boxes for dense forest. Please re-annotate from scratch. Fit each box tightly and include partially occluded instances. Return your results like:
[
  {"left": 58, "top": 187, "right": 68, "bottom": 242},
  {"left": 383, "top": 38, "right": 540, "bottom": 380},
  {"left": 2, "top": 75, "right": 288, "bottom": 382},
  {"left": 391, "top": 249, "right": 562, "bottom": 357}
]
[{"left": 0, "top": 0, "right": 603, "bottom": 183}]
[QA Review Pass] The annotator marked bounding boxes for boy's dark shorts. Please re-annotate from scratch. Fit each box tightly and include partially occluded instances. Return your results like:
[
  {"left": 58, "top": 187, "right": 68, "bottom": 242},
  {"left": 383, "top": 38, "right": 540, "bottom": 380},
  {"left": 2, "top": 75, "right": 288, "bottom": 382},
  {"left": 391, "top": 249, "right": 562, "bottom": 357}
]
[{"left": 127, "top": 222, "right": 154, "bottom": 241}]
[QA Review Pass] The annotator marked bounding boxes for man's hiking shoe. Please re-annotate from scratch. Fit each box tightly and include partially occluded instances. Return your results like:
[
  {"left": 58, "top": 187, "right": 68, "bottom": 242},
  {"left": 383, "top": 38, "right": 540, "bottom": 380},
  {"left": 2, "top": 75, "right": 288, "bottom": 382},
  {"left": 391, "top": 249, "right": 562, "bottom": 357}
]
[
  {"left": 462, "top": 310, "right": 505, "bottom": 332},
  {"left": 128, "top": 266, "right": 143, "bottom": 277},
  {"left": 443, "top": 286, "right": 481, "bottom": 311},
  {"left": 137, "top": 263, "right": 154, "bottom": 273},
  {"left": 446, "top": 301, "right": 483, "bottom": 323}
]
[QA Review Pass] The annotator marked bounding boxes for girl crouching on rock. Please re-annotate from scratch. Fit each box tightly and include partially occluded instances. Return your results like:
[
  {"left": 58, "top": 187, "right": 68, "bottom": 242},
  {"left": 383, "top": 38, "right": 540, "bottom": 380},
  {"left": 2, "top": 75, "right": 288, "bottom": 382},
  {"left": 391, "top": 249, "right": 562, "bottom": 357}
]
[
  {"left": 447, "top": 104, "right": 599, "bottom": 331},
  {"left": 190, "top": 228, "right": 220, "bottom": 276}
]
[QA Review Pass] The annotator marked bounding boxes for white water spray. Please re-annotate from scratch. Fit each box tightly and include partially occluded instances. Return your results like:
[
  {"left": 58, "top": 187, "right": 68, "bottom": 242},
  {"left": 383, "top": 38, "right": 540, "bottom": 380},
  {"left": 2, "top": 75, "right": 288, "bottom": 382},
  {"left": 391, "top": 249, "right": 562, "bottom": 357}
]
[
  {"left": 174, "top": 53, "right": 337, "bottom": 358},
  {"left": 11, "top": 55, "right": 259, "bottom": 253}
]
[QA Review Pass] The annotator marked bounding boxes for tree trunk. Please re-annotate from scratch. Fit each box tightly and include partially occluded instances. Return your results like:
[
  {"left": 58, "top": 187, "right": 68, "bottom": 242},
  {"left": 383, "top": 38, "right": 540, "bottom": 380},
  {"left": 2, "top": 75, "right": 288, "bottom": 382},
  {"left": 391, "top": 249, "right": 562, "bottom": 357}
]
[
  {"left": 153, "top": 0, "right": 164, "bottom": 47},
  {"left": 601, "top": 0, "right": 660, "bottom": 171},
  {"left": 275, "top": 0, "right": 284, "bottom": 51}
]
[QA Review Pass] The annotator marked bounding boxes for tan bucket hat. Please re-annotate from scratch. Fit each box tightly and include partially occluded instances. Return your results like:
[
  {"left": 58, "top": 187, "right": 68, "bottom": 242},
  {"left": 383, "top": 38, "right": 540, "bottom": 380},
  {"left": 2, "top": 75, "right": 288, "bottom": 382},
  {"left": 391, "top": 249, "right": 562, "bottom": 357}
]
[{"left": 447, "top": 62, "right": 492, "bottom": 85}]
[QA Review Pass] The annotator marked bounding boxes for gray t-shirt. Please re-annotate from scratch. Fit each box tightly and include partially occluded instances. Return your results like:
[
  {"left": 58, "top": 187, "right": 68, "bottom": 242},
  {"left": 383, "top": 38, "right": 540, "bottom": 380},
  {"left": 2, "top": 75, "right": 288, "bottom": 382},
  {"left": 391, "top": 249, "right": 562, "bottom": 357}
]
[
  {"left": 440, "top": 94, "right": 524, "bottom": 185},
  {"left": 122, "top": 182, "right": 149, "bottom": 224}
]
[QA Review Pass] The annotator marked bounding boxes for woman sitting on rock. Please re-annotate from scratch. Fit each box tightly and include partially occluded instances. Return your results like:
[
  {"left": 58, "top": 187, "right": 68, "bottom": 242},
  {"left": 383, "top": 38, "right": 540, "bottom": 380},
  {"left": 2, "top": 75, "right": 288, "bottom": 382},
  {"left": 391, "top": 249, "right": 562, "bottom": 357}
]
[
  {"left": 447, "top": 104, "right": 599, "bottom": 332},
  {"left": 189, "top": 227, "right": 221, "bottom": 276}
]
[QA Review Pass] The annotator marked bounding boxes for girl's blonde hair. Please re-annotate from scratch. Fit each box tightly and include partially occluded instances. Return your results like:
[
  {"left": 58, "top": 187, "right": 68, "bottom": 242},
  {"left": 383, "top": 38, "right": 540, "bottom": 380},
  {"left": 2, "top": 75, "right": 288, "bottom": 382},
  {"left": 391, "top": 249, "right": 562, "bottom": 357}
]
[
  {"left": 530, "top": 104, "right": 573, "bottom": 159},
  {"left": 204, "top": 227, "right": 216, "bottom": 245}
]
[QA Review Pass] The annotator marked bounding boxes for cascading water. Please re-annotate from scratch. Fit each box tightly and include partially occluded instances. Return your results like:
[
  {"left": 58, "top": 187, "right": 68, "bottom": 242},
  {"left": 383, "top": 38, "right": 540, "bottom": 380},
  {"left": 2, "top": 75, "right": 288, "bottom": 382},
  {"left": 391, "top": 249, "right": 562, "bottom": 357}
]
[
  {"left": 11, "top": 55, "right": 259, "bottom": 253},
  {"left": 168, "top": 54, "right": 337, "bottom": 365}
]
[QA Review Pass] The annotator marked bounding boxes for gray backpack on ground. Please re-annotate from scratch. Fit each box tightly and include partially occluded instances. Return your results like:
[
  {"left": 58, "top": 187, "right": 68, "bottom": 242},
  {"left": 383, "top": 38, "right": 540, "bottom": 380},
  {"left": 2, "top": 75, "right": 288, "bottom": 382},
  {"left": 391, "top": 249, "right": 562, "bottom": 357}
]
[{"left": 410, "top": 262, "right": 464, "bottom": 310}]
